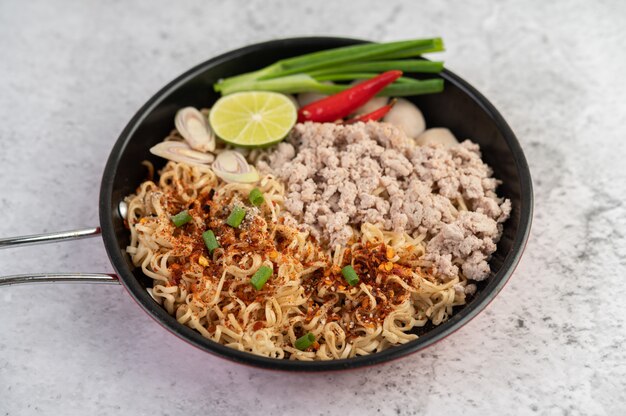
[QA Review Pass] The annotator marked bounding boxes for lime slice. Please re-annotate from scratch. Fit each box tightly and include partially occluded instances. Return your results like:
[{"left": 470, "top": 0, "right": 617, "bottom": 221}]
[{"left": 209, "top": 92, "right": 297, "bottom": 147}]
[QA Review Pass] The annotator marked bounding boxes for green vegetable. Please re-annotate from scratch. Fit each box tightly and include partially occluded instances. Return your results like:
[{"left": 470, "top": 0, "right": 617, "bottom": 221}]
[
  {"left": 312, "top": 73, "right": 434, "bottom": 84},
  {"left": 378, "top": 79, "right": 444, "bottom": 96},
  {"left": 219, "top": 75, "right": 443, "bottom": 97},
  {"left": 202, "top": 230, "right": 219, "bottom": 253},
  {"left": 249, "top": 188, "right": 265, "bottom": 206},
  {"left": 270, "top": 38, "right": 442, "bottom": 77},
  {"left": 226, "top": 206, "right": 246, "bottom": 228},
  {"left": 218, "top": 74, "right": 319, "bottom": 95},
  {"left": 294, "top": 333, "right": 316, "bottom": 350},
  {"left": 308, "top": 60, "right": 444, "bottom": 77},
  {"left": 341, "top": 265, "right": 360, "bottom": 286},
  {"left": 312, "top": 72, "right": 388, "bottom": 82},
  {"left": 170, "top": 210, "right": 192, "bottom": 227},
  {"left": 250, "top": 265, "right": 273, "bottom": 290},
  {"left": 214, "top": 38, "right": 444, "bottom": 94}
]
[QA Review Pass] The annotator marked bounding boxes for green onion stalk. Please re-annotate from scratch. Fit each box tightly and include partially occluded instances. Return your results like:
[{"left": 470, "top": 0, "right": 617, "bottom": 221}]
[
  {"left": 218, "top": 74, "right": 443, "bottom": 97},
  {"left": 214, "top": 38, "right": 445, "bottom": 95}
]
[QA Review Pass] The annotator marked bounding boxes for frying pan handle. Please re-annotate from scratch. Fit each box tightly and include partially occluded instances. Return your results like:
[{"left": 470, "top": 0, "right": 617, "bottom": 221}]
[
  {"left": 0, "top": 227, "right": 102, "bottom": 248},
  {"left": 0, "top": 227, "right": 120, "bottom": 286},
  {"left": 0, "top": 273, "right": 119, "bottom": 286}
]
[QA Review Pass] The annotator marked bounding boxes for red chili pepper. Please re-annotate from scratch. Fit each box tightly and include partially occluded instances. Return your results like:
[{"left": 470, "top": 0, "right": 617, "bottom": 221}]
[
  {"left": 297, "top": 70, "right": 402, "bottom": 123},
  {"left": 345, "top": 99, "right": 397, "bottom": 124}
]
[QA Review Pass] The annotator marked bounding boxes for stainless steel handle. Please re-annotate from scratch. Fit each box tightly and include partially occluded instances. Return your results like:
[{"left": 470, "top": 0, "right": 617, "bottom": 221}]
[
  {"left": 0, "top": 273, "right": 119, "bottom": 287},
  {"left": 0, "top": 227, "right": 102, "bottom": 249},
  {"left": 0, "top": 227, "right": 120, "bottom": 286}
]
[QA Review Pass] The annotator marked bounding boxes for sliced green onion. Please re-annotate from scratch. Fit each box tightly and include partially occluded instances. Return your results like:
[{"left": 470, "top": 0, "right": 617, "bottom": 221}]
[
  {"left": 202, "top": 230, "right": 219, "bottom": 253},
  {"left": 294, "top": 333, "right": 316, "bottom": 350},
  {"left": 249, "top": 188, "right": 265, "bottom": 206},
  {"left": 341, "top": 265, "right": 360, "bottom": 286},
  {"left": 226, "top": 206, "right": 246, "bottom": 228},
  {"left": 170, "top": 210, "right": 192, "bottom": 227},
  {"left": 250, "top": 265, "right": 273, "bottom": 290}
]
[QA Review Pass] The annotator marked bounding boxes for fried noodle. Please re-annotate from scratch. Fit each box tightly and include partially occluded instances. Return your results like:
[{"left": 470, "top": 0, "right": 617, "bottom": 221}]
[{"left": 125, "top": 161, "right": 470, "bottom": 360}]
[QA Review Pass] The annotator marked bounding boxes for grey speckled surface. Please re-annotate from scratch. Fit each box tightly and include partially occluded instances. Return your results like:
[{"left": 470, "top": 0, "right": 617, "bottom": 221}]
[{"left": 1, "top": 0, "right": 625, "bottom": 415}]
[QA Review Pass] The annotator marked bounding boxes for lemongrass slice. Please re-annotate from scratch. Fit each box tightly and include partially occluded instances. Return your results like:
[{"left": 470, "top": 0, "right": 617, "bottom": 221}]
[
  {"left": 175, "top": 107, "right": 216, "bottom": 152},
  {"left": 212, "top": 150, "right": 260, "bottom": 184},
  {"left": 150, "top": 141, "right": 215, "bottom": 165}
]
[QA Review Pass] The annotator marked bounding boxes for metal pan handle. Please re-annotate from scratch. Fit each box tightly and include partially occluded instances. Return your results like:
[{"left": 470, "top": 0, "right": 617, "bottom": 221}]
[
  {"left": 0, "top": 227, "right": 102, "bottom": 248},
  {"left": 0, "top": 227, "right": 120, "bottom": 286}
]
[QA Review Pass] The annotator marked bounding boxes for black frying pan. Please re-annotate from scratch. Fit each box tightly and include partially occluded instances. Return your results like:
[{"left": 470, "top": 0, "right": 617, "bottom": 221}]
[{"left": 0, "top": 37, "right": 533, "bottom": 371}]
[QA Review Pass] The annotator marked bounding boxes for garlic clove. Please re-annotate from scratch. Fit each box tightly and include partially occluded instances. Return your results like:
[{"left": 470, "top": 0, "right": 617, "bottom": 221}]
[
  {"left": 383, "top": 98, "right": 426, "bottom": 139},
  {"left": 415, "top": 128, "right": 460, "bottom": 147},
  {"left": 212, "top": 150, "right": 260, "bottom": 184},
  {"left": 175, "top": 107, "right": 216, "bottom": 152},
  {"left": 352, "top": 96, "right": 389, "bottom": 116},
  {"left": 150, "top": 141, "right": 215, "bottom": 165}
]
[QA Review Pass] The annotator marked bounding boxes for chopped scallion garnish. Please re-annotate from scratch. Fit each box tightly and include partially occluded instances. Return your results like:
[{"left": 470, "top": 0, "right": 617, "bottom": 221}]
[
  {"left": 294, "top": 333, "right": 316, "bottom": 350},
  {"left": 250, "top": 265, "right": 273, "bottom": 290},
  {"left": 249, "top": 188, "right": 265, "bottom": 206},
  {"left": 341, "top": 265, "right": 360, "bottom": 286},
  {"left": 170, "top": 210, "right": 192, "bottom": 227},
  {"left": 202, "top": 230, "right": 219, "bottom": 254},
  {"left": 226, "top": 206, "right": 246, "bottom": 228}
]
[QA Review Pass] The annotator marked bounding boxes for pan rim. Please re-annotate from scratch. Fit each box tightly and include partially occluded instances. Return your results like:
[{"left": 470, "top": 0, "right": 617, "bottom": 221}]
[{"left": 99, "top": 36, "right": 533, "bottom": 371}]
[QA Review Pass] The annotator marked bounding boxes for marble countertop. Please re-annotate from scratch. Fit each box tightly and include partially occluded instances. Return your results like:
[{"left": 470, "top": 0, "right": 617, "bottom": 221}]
[{"left": 1, "top": 0, "right": 625, "bottom": 414}]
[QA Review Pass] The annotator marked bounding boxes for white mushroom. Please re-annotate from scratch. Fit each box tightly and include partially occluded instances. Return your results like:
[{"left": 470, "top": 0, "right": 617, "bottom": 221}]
[
  {"left": 175, "top": 107, "right": 216, "bottom": 152},
  {"left": 415, "top": 128, "right": 460, "bottom": 147},
  {"left": 150, "top": 141, "right": 215, "bottom": 165},
  {"left": 382, "top": 98, "right": 426, "bottom": 139},
  {"left": 297, "top": 92, "right": 328, "bottom": 107},
  {"left": 212, "top": 150, "right": 260, "bottom": 184}
]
